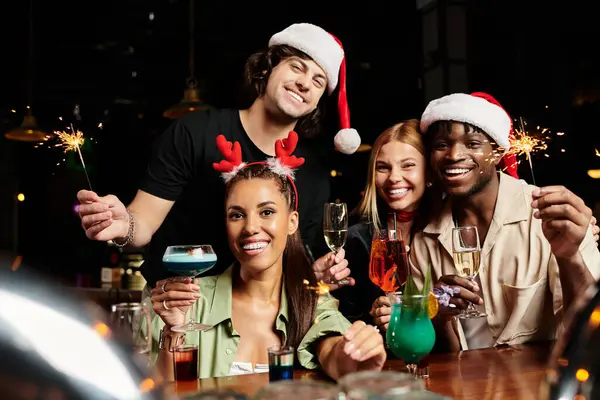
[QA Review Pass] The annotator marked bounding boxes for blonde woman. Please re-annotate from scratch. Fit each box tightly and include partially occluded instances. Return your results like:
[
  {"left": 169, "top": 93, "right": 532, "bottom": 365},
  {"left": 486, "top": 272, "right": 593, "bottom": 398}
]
[{"left": 314, "top": 119, "right": 439, "bottom": 329}]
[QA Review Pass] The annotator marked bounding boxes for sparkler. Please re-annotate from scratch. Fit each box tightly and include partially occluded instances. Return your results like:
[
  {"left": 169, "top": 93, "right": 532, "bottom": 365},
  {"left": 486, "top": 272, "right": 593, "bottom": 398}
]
[
  {"left": 303, "top": 279, "right": 330, "bottom": 295},
  {"left": 505, "top": 117, "right": 550, "bottom": 185},
  {"left": 55, "top": 124, "right": 93, "bottom": 190}
]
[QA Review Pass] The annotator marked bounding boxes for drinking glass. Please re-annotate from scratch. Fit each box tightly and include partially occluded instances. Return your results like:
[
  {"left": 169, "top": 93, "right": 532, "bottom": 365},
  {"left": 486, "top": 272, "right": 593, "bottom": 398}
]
[
  {"left": 452, "top": 226, "right": 486, "bottom": 319},
  {"left": 368, "top": 229, "right": 409, "bottom": 293},
  {"left": 173, "top": 344, "right": 199, "bottom": 381},
  {"left": 109, "top": 301, "right": 151, "bottom": 354},
  {"left": 253, "top": 381, "right": 338, "bottom": 400},
  {"left": 337, "top": 370, "right": 424, "bottom": 399},
  {"left": 267, "top": 345, "right": 294, "bottom": 382},
  {"left": 323, "top": 202, "right": 350, "bottom": 286},
  {"left": 162, "top": 244, "right": 217, "bottom": 332},
  {"left": 386, "top": 292, "right": 436, "bottom": 378}
]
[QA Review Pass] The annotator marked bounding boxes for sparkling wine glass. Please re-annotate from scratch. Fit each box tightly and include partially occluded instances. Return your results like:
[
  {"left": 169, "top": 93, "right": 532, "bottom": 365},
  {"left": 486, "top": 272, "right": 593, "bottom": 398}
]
[
  {"left": 323, "top": 202, "right": 350, "bottom": 285},
  {"left": 452, "top": 226, "right": 486, "bottom": 319},
  {"left": 162, "top": 244, "right": 217, "bottom": 332}
]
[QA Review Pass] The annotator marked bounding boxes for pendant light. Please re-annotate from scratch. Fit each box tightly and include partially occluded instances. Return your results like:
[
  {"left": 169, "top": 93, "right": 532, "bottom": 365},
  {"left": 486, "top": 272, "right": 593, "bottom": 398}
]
[
  {"left": 5, "top": 0, "right": 52, "bottom": 142},
  {"left": 163, "top": 0, "right": 210, "bottom": 119}
]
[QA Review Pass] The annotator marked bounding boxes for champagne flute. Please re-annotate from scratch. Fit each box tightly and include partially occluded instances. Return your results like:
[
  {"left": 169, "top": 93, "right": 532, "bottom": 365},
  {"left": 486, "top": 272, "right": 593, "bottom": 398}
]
[
  {"left": 162, "top": 244, "right": 217, "bottom": 332},
  {"left": 452, "top": 226, "right": 486, "bottom": 319},
  {"left": 323, "top": 202, "right": 350, "bottom": 286}
]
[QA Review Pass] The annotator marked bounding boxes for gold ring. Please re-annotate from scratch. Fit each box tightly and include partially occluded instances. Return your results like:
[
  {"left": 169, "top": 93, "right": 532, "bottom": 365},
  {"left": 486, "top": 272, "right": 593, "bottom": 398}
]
[
  {"left": 161, "top": 282, "right": 168, "bottom": 293},
  {"left": 163, "top": 300, "right": 170, "bottom": 310}
]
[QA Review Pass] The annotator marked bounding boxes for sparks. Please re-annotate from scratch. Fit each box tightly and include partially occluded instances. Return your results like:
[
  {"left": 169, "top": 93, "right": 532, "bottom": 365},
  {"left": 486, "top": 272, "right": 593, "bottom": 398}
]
[
  {"left": 54, "top": 124, "right": 93, "bottom": 190},
  {"left": 502, "top": 117, "right": 551, "bottom": 186},
  {"left": 55, "top": 129, "right": 85, "bottom": 152},
  {"left": 303, "top": 279, "right": 330, "bottom": 295},
  {"left": 507, "top": 126, "right": 549, "bottom": 159}
]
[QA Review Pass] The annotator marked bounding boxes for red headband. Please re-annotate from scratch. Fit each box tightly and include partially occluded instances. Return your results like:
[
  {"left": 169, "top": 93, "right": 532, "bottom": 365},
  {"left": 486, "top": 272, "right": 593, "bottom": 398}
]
[{"left": 212, "top": 131, "right": 305, "bottom": 210}]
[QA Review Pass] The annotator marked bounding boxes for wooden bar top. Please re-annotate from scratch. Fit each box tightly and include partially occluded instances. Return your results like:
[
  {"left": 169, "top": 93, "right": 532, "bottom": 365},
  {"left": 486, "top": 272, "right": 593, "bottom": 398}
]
[{"left": 169, "top": 342, "right": 552, "bottom": 399}]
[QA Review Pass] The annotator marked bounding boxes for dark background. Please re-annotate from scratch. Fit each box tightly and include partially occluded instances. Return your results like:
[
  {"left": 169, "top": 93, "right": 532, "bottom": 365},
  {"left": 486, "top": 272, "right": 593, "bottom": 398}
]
[{"left": 1, "top": 1, "right": 599, "bottom": 283}]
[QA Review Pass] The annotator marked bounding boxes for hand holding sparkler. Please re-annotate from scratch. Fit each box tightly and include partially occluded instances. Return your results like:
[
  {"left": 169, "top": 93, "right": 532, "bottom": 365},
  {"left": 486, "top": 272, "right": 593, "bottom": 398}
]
[
  {"left": 532, "top": 185, "right": 593, "bottom": 260},
  {"left": 77, "top": 190, "right": 131, "bottom": 243}
]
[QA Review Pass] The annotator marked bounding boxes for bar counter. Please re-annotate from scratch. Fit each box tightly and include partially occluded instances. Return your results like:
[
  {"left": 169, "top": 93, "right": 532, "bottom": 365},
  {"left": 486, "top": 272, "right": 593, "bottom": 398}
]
[{"left": 169, "top": 342, "right": 551, "bottom": 399}]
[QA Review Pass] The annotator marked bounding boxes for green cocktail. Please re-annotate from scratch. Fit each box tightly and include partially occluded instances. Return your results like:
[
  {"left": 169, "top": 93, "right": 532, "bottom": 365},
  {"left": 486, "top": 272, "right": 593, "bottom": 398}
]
[{"left": 386, "top": 293, "right": 436, "bottom": 377}]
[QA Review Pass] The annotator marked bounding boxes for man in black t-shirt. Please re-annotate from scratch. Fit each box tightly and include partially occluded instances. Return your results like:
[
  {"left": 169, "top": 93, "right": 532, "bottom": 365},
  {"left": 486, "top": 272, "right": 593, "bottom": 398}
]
[{"left": 77, "top": 23, "right": 361, "bottom": 287}]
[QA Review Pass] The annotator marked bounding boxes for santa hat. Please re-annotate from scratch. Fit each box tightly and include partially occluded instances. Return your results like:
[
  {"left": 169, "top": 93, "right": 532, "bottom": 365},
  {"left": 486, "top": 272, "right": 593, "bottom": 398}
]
[
  {"left": 420, "top": 92, "right": 518, "bottom": 178},
  {"left": 269, "top": 23, "right": 361, "bottom": 154}
]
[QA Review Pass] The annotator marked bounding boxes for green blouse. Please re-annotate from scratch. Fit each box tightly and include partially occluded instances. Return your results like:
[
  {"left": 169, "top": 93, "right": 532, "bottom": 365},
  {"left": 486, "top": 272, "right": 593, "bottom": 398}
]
[{"left": 149, "top": 266, "right": 351, "bottom": 378}]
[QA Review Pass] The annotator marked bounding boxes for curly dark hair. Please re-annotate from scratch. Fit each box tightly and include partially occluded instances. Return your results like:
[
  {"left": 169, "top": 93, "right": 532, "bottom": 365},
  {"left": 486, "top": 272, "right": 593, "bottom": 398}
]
[
  {"left": 243, "top": 44, "right": 329, "bottom": 139},
  {"left": 225, "top": 164, "right": 318, "bottom": 350}
]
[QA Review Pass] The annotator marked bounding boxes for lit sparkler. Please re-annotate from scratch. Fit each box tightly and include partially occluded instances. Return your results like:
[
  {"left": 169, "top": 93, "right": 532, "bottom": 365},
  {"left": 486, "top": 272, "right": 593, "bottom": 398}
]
[
  {"left": 303, "top": 279, "right": 330, "bottom": 295},
  {"left": 55, "top": 124, "right": 93, "bottom": 190},
  {"left": 504, "top": 117, "right": 550, "bottom": 185}
]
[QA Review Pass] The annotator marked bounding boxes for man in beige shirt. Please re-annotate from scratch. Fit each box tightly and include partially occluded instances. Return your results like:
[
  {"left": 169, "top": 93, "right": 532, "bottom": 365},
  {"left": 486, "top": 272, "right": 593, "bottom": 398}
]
[{"left": 407, "top": 92, "right": 600, "bottom": 351}]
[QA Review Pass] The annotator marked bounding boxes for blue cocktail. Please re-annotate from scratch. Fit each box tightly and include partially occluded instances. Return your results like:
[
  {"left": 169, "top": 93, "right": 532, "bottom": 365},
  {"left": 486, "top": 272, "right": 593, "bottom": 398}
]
[
  {"left": 163, "top": 249, "right": 218, "bottom": 277},
  {"left": 162, "top": 245, "right": 217, "bottom": 332}
]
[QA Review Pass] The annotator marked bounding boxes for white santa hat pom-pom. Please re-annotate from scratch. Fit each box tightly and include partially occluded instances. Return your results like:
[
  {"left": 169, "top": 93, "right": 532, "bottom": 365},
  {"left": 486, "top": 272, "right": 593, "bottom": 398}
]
[{"left": 334, "top": 128, "right": 361, "bottom": 155}]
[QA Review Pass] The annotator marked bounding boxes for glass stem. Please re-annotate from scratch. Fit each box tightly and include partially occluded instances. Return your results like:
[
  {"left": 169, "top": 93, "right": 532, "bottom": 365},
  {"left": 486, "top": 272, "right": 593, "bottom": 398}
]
[
  {"left": 189, "top": 288, "right": 200, "bottom": 327},
  {"left": 407, "top": 363, "right": 417, "bottom": 376}
]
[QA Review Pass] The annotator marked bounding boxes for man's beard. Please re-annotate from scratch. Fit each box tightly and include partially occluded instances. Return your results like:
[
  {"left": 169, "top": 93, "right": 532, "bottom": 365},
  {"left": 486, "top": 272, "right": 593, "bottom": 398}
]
[{"left": 450, "top": 168, "right": 496, "bottom": 199}]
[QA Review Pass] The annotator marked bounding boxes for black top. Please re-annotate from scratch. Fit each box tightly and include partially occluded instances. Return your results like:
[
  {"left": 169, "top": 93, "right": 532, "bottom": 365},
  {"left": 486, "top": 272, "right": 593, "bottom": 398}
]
[
  {"left": 334, "top": 221, "right": 383, "bottom": 325},
  {"left": 138, "top": 108, "right": 331, "bottom": 287}
]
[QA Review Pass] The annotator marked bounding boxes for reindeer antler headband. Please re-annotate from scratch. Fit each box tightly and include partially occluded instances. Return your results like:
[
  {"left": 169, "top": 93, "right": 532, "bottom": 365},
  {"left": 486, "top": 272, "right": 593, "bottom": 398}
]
[{"left": 212, "top": 131, "right": 305, "bottom": 210}]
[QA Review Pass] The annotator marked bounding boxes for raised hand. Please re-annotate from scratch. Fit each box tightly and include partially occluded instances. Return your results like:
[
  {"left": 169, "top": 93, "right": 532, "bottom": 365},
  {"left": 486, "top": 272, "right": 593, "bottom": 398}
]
[
  {"left": 312, "top": 249, "right": 355, "bottom": 291},
  {"left": 77, "top": 190, "right": 129, "bottom": 241},
  {"left": 532, "top": 186, "right": 593, "bottom": 260},
  {"left": 151, "top": 277, "right": 201, "bottom": 328}
]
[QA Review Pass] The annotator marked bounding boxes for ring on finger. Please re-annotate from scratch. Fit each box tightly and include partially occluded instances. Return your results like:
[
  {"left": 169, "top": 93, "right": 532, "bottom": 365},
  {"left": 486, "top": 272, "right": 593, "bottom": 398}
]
[
  {"left": 163, "top": 300, "right": 170, "bottom": 310},
  {"left": 161, "top": 282, "right": 168, "bottom": 294}
]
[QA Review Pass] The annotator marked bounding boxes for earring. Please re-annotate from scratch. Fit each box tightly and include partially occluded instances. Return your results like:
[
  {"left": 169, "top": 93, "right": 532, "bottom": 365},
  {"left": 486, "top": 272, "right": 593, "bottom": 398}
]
[{"left": 426, "top": 182, "right": 433, "bottom": 188}]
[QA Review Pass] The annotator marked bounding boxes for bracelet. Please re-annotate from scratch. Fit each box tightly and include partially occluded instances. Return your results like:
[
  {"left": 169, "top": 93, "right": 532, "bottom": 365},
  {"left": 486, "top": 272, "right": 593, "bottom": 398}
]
[
  {"left": 112, "top": 209, "right": 135, "bottom": 248},
  {"left": 158, "top": 328, "right": 185, "bottom": 351}
]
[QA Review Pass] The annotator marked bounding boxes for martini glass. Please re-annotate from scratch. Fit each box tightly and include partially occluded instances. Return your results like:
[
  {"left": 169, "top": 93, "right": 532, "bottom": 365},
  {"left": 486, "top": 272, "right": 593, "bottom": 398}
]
[{"left": 162, "top": 244, "right": 217, "bottom": 332}]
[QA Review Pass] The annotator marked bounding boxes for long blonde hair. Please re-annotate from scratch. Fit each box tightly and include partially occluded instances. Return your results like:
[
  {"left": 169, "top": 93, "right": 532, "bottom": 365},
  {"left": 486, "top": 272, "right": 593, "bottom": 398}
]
[{"left": 357, "top": 119, "right": 425, "bottom": 233}]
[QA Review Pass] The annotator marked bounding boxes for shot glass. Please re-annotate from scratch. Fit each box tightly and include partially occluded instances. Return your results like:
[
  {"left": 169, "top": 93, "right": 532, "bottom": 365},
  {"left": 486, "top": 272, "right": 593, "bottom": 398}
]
[
  {"left": 173, "top": 344, "right": 199, "bottom": 381},
  {"left": 267, "top": 345, "right": 294, "bottom": 382}
]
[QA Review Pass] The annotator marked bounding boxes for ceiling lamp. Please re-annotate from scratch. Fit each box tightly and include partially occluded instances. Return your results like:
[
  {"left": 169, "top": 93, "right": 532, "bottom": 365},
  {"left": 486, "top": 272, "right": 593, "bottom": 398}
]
[
  {"left": 5, "top": 0, "right": 52, "bottom": 142},
  {"left": 163, "top": 78, "right": 210, "bottom": 119},
  {"left": 5, "top": 106, "right": 52, "bottom": 142},
  {"left": 163, "top": 0, "right": 210, "bottom": 119}
]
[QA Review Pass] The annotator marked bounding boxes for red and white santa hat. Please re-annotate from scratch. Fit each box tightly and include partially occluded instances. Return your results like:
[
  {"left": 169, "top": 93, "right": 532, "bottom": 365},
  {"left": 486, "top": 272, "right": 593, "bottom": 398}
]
[
  {"left": 420, "top": 92, "right": 518, "bottom": 178},
  {"left": 269, "top": 23, "right": 361, "bottom": 155}
]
